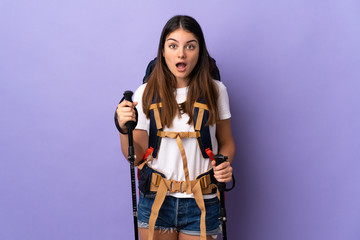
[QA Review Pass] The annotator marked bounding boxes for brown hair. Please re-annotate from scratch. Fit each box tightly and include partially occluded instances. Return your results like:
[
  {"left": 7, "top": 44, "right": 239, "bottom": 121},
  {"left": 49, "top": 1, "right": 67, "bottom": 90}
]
[{"left": 142, "top": 15, "right": 219, "bottom": 127}]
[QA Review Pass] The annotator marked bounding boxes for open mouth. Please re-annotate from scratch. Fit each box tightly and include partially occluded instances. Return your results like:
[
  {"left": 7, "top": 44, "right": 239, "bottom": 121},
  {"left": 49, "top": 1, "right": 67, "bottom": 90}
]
[{"left": 176, "top": 62, "right": 187, "bottom": 72}]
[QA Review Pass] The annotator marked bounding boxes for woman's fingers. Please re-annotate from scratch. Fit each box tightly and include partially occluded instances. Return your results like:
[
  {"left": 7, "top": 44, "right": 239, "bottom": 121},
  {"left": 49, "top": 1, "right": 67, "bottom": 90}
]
[
  {"left": 116, "top": 101, "right": 138, "bottom": 129},
  {"left": 117, "top": 100, "right": 138, "bottom": 109},
  {"left": 212, "top": 160, "right": 233, "bottom": 183}
]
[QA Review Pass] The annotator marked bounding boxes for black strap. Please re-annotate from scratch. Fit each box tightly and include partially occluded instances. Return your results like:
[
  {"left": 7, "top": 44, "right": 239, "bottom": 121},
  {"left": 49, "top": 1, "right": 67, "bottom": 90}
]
[{"left": 225, "top": 175, "right": 235, "bottom": 192}]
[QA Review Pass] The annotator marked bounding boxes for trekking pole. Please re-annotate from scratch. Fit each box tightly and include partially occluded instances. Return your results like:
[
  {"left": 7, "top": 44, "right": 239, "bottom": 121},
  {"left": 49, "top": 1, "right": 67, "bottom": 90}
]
[
  {"left": 114, "top": 90, "right": 139, "bottom": 240},
  {"left": 214, "top": 154, "right": 228, "bottom": 240}
]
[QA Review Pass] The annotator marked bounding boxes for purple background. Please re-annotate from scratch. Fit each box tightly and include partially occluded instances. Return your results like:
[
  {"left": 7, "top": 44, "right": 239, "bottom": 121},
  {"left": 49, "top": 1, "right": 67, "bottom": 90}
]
[{"left": 1, "top": 0, "right": 360, "bottom": 239}]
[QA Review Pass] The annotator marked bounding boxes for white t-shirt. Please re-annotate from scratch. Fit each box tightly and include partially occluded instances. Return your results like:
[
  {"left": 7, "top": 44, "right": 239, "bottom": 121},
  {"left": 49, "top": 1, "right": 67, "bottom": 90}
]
[{"left": 134, "top": 80, "right": 231, "bottom": 198}]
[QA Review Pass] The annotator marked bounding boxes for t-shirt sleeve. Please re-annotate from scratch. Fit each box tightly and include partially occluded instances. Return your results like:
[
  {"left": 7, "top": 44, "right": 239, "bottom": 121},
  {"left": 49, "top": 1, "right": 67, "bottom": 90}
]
[
  {"left": 133, "top": 84, "right": 150, "bottom": 133},
  {"left": 215, "top": 80, "right": 232, "bottom": 120}
]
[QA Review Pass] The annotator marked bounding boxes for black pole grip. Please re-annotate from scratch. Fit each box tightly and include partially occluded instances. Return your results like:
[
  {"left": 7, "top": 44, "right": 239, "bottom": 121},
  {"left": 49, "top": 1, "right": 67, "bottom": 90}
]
[
  {"left": 123, "top": 91, "right": 137, "bottom": 131},
  {"left": 114, "top": 90, "right": 138, "bottom": 134},
  {"left": 124, "top": 90, "right": 137, "bottom": 130},
  {"left": 214, "top": 154, "right": 228, "bottom": 192},
  {"left": 123, "top": 90, "right": 134, "bottom": 101}
]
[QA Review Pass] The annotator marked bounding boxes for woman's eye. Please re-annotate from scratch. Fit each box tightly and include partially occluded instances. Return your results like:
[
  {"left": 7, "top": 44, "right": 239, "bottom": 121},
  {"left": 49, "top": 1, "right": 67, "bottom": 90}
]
[
  {"left": 169, "top": 44, "right": 176, "bottom": 49},
  {"left": 187, "top": 45, "right": 195, "bottom": 50}
]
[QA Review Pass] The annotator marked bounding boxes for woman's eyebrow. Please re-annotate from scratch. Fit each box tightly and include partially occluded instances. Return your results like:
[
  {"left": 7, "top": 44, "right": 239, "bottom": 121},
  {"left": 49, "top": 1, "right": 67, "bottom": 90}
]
[
  {"left": 167, "top": 38, "right": 178, "bottom": 42},
  {"left": 166, "top": 38, "right": 198, "bottom": 44},
  {"left": 186, "top": 40, "right": 198, "bottom": 44}
]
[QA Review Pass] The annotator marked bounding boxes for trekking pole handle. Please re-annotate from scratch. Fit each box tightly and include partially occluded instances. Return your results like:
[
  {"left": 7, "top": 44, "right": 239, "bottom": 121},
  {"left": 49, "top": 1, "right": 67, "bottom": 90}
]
[
  {"left": 123, "top": 91, "right": 137, "bottom": 131},
  {"left": 214, "top": 154, "right": 228, "bottom": 192},
  {"left": 214, "top": 154, "right": 228, "bottom": 166},
  {"left": 114, "top": 90, "right": 138, "bottom": 134}
]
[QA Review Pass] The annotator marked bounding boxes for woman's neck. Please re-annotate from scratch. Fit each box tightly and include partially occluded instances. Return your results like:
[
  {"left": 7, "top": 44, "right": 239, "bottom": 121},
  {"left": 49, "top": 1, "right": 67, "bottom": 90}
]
[{"left": 176, "top": 77, "right": 189, "bottom": 88}]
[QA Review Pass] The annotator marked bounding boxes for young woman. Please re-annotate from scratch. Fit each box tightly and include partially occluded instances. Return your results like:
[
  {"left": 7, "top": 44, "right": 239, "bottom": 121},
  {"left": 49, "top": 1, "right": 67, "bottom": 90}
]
[{"left": 116, "top": 15, "right": 235, "bottom": 240}]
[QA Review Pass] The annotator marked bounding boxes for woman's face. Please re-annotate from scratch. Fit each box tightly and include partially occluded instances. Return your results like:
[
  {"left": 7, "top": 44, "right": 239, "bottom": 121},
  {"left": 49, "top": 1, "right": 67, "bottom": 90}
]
[{"left": 163, "top": 28, "right": 200, "bottom": 87}]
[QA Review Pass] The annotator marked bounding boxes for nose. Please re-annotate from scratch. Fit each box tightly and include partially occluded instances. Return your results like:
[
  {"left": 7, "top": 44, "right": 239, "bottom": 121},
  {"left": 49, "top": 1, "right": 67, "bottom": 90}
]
[{"left": 178, "top": 48, "right": 185, "bottom": 59}]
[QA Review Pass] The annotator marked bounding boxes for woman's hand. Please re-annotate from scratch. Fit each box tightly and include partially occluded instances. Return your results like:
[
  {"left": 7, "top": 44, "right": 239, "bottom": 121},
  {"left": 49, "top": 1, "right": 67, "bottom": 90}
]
[
  {"left": 211, "top": 160, "right": 233, "bottom": 183},
  {"left": 116, "top": 100, "right": 138, "bottom": 134}
]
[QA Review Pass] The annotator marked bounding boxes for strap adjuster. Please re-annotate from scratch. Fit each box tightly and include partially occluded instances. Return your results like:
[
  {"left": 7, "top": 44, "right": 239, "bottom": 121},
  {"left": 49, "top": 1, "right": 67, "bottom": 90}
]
[
  {"left": 152, "top": 173, "right": 162, "bottom": 187},
  {"left": 200, "top": 175, "right": 209, "bottom": 189}
]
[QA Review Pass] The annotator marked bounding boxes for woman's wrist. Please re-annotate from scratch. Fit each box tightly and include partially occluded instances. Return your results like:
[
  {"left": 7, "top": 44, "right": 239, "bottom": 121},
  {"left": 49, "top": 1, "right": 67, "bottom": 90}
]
[{"left": 119, "top": 126, "right": 128, "bottom": 135}]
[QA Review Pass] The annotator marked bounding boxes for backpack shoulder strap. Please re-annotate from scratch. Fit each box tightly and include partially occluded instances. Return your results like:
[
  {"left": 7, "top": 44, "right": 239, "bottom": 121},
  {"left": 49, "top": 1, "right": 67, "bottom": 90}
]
[
  {"left": 148, "top": 101, "right": 162, "bottom": 158},
  {"left": 193, "top": 98, "right": 213, "bottom": 159}
]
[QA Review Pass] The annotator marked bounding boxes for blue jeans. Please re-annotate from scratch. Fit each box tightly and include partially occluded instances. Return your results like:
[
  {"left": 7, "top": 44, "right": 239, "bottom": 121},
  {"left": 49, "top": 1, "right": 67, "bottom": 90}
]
[{"left": 138, "top": 192, "right": 221, "bottom": 236}]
